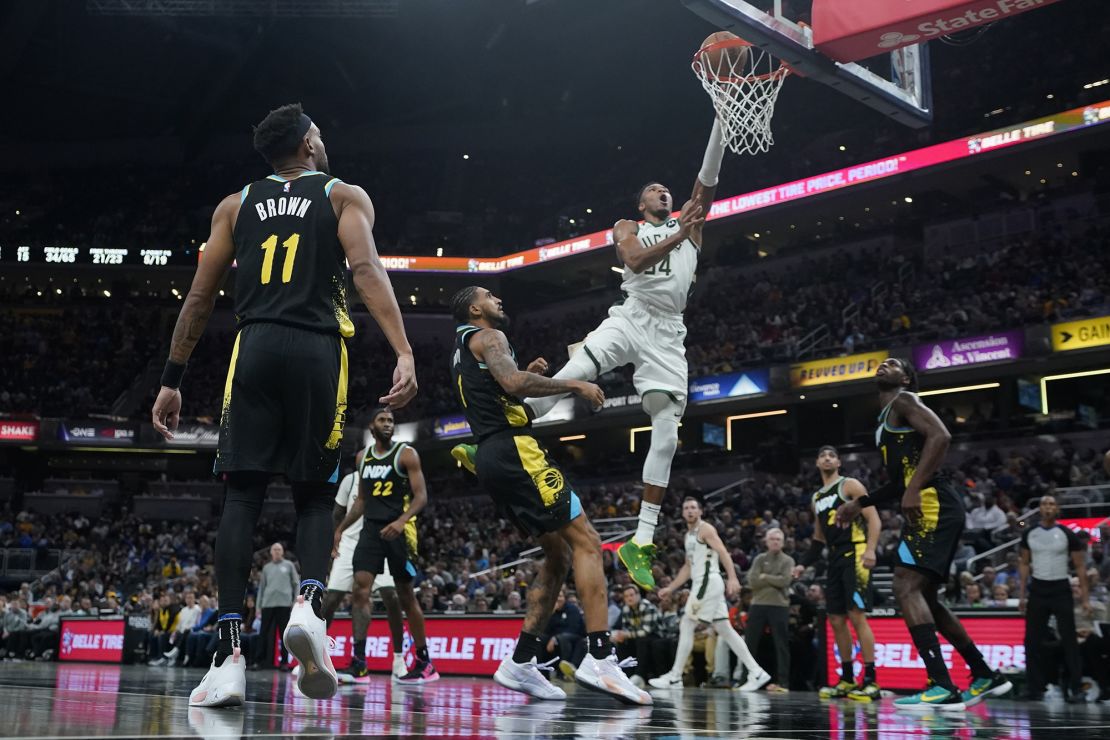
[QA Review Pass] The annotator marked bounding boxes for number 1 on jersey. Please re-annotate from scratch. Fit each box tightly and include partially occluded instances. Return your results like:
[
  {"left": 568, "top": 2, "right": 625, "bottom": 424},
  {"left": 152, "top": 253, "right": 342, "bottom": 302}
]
[{"left": 260, "top": 233, "right": 301, "bottom": 285}]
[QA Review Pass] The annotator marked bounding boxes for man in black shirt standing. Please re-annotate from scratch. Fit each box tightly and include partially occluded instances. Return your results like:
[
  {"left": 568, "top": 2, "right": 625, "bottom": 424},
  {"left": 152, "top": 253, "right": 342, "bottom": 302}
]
[{"left": 1019, "top": 494, "right": 1092, "bottom": 702}]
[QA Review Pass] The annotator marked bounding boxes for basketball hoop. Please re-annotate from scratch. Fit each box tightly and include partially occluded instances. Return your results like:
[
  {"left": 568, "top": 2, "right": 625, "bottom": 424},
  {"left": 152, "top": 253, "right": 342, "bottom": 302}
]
[{"left": 692, "top": 37, "right": 789, "bottom": 156}]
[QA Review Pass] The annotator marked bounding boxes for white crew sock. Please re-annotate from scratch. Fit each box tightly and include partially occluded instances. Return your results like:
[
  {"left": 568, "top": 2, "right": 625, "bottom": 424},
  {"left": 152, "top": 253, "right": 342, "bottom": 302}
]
[{"left": 633, "top": 501, "right": 661, "bottom": 546}]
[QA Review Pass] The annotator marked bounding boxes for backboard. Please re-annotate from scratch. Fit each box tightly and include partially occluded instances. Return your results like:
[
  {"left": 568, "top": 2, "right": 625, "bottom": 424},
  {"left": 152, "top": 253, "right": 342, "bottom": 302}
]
[{"left": 682, "top": 0, "right": 936, "bottom": 127}]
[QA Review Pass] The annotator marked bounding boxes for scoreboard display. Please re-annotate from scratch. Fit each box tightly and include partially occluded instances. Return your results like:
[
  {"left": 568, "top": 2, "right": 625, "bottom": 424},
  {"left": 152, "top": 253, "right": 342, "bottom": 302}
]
[{"left": 2, "top": 245, "right": 180, "bottom": 267}]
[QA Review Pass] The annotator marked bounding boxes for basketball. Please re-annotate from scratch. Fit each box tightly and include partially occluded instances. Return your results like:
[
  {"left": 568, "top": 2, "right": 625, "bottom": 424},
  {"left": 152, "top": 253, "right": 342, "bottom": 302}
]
[{"left": 699, "top": 30, "right": 749, "bottom": 72}]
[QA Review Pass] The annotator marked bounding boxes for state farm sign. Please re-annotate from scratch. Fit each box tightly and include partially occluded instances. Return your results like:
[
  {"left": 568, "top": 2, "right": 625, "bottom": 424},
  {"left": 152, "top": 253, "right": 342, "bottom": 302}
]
[{"left": 813, "top": 0, "right": 1062, "bottom": 63}]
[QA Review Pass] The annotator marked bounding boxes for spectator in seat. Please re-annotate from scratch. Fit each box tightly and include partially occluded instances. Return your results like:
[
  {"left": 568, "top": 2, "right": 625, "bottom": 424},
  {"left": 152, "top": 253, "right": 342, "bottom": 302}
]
[
  {"left": 182, "top": 594, "right": 217, "bottom": 666},
  {"left": 612, "top": 584, "right": 662, "bottom": 686},
  {"left": 147, "top": 593, "right": 180, "bottom": 665},
  {"left": 1076, "top": 579, "right": 1110, "bottom": 702},
  {"left": 0, "top": 597, "right": 29, "bottom": 659},
  {"left": 541, "top": 587, "right": 586, "bottom": 676},
  {"left": 163, "top": 591, "right": 201, "bottom": 664},
  {"left": 493, "top": 591, "right": 522, "bottom": 614}
]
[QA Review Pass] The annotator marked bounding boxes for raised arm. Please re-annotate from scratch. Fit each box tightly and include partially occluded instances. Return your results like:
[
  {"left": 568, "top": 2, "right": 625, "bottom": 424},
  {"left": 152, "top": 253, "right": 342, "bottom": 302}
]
[
  {"left": 689, "top": 117, "right": 725, "bottom": 240},
  {"left": 472, "top": 328, "right": 604, "bottom": 406},
  {"left": 331, "top": 182, "right": 416, "bottom": 409},
  {"left": 152, "top": 193, "right": 238, "bottom": 440}
]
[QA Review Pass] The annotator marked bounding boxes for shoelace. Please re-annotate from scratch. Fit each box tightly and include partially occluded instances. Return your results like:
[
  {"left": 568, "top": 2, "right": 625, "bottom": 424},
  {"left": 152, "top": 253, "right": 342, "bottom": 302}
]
[
  {"left": 604, "top": 654, "right": 639, "bottom": 670},
  {"left": 531, "top": 657, "right": 560, "bottom": 674}
]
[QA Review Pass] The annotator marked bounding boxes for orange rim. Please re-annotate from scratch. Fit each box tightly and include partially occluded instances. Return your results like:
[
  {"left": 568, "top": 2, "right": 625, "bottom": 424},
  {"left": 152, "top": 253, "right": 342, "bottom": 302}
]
[{"left": 692, "top": 37, "right": 789, "bottom": 84}]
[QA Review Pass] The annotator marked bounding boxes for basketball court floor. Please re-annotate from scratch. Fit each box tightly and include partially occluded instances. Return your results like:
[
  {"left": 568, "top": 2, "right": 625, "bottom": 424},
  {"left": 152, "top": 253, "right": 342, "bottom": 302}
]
[{"left": 1, "top": 663, "right": 1108, "bottom": 739}]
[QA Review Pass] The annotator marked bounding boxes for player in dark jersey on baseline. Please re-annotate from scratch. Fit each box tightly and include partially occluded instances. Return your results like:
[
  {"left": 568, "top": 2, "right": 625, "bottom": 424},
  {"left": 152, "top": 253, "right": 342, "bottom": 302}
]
[
  {"left": 333, "top": 407, "right": 436, "bottom": 683},
  {"left": 450, "top": 286, "right": 651, "bottom": 705},
  {"left": 794, "top": 445, "right": 881, "bottom": 701},
  {"left": 836, "top": 359, "right": 1011, "bottom": 710},
  {"left": 152, "top": 103, "right": 417, "bottom": 707}
]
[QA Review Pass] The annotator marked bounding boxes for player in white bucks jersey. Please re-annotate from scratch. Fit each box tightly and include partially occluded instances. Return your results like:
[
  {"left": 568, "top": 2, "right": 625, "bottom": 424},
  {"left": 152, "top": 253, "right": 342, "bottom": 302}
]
[
  {"left": 453, "top": 115, "right": 730, "bottom": 592},
  {"left": 649, "top": 497, "right": 770, "bottom": 691}
]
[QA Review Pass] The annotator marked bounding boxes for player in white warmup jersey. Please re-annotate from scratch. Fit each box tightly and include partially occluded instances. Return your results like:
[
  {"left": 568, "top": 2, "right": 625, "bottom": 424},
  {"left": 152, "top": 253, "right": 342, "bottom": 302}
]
[
  {"left": 454, "top": 116, "right": 727, "bottom": 591},
  {"left": 322, "top": 411, "right": 408, "bottom": 682},
  {"left": 648, "top": 496, "right": 770, "bottom": 690}
]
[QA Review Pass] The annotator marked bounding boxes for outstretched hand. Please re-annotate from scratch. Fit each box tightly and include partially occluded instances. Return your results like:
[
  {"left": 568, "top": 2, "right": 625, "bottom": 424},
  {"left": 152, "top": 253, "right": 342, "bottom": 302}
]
[{"left": 678, "top": 197, "right": 706, "bottom": 237}]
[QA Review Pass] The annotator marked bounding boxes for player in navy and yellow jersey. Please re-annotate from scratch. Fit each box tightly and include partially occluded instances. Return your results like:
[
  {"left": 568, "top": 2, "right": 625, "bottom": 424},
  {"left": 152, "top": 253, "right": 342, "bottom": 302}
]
[
  {"left": 151, "top": 103, "right": 416, "bottom": 708},
  {"left": 450, "top": 286, "right": 651, "bottom": 706},
  {"left": 837, "top": 359, "right": 1011, "bottom": 710},
  {"left": 794, "top": 446, "right": 880, "bottom": 701},
  {"left": 334, "top": 407, "right": 436, "bottom": 684}
]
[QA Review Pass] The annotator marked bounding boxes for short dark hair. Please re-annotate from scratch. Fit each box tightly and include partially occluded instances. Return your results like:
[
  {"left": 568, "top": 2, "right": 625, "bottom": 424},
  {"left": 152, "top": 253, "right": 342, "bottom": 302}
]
[
  {"left": 896, "top": 358, "right": 919, "bottom": 391},
  {"left": 369, "top": 407, "right": 391, "bottom": 423},
  {"left": 451, "top": 286, "right": 481, "bottom": 324},
  {"left": 623, "top": 584, "right": 640, "bottom": 593},
  {"left": 636, "top": 181, "right": 661, "bottom": 207},
  {"left": 253, "top": 103, "right": 307, "bottom": 165},
  {"left": 682, "top": 495, "right": 703, "bottom": 508},
  {"left": 817, "top": 445, "right": 839, "bottom": 457}
]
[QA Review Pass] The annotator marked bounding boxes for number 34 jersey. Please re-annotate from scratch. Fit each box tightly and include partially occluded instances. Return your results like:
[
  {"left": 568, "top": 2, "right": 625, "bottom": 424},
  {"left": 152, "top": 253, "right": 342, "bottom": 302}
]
[
  {"left": 232, "top": 171, "right": 355, "bottom": 338},
  {"left": 618, "top": 217, "right": 699, "bottom": 314}
]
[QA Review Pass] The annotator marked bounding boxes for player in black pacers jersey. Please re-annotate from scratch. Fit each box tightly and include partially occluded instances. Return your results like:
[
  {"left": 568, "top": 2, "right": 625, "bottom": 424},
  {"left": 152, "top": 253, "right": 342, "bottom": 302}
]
[
  {"left": 837, "top": 359, "right": 1011, "bottom": 711},
  {"left": 334, "top": 407, "right": 436, "bottom": 684},
  {"left": 151, "top": 103, "right": 416, "bottom": 708},
  {"left": 450, "top": 286, "right": 651, "bottom": 706},
  {"left": 794, "top": 446, "right": 880, "bottom": 701}
]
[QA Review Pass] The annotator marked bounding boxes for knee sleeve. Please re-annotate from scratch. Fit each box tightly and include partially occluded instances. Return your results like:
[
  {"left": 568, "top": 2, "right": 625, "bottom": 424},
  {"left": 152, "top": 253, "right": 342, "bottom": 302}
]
[{"left": 641, "top": 392, "right": 683, "bottom": 487}]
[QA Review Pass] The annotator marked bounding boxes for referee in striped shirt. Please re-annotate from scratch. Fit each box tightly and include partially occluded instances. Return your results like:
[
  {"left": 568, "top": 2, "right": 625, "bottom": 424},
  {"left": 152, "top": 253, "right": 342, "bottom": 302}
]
[{"left": 1019, "top": 495, "right": 1092, "bottom": 702}]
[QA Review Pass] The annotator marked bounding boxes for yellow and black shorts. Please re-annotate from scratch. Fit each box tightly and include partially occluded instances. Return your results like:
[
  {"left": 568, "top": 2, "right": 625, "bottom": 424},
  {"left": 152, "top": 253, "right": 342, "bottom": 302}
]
[
  {"left": 826, "top": 545, "right": 873, "bottom": 615},
  {"left": 214, "top": 322, "right": 347, "bottom": 483},
  {"left": 894, "top": 481, "right": 965, "bottom": 581},
  {"left": 475, "top": 431, "right": 582, "bottom": 537}
]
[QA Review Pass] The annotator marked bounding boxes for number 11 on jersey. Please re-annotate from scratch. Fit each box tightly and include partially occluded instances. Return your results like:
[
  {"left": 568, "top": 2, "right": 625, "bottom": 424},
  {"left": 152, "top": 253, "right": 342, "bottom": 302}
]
[{"left": 260, "top": 233, "right": 300, "bottom": 284}]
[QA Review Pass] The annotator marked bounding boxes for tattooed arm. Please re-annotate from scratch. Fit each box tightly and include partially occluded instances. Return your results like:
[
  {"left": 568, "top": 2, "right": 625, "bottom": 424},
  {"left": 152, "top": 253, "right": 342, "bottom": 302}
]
[
  {"left": 470, "top": 328, "right": 605, "bottom": 406},
  {"left": 152, "top": 193, "right": 237, "bottom": 439}
]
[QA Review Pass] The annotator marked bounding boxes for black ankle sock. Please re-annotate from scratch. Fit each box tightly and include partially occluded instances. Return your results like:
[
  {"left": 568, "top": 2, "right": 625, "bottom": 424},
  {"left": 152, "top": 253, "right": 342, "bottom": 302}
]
[
  {"left": 909, "top": 623, "right": 955, "bottom": 691},
  {"left": 841, "top": 660, "right": 854, "bottom": 682},
  {"left": 512, "top": 631, "right": 543, "bottom": 664},
  {"left": 953, "top": 638, "right": 992, "bottom": 679},
  {"left": 587, "top": 631, "right": 613, "bottom": 660},
  {"left": 299, "top": 579, "right": 325, "bottom": 618},
  {"left": 353, "top": 639, "right": 366, "bottom": 662},
  {"left": 214, "top": 614, "right": 242, "bottom": 667},
  {"left": 865, "top": 662, "right": 877, "bottom": 684},
  {"left": 416, "top": 646, "right": 430, "bottom": 663}
]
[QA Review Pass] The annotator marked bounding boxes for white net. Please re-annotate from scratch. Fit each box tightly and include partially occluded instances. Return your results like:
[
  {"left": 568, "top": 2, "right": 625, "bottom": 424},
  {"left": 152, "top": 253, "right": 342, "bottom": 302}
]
[{"left": 692, "top": 41, "right": 788, "bottom": 156}]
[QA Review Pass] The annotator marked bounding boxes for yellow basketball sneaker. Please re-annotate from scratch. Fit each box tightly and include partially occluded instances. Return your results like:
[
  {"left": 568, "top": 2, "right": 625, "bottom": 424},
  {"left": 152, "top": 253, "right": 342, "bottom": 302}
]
[
  {"left": 451, "top": 443, "right": 477, "bottom": 475},
  {"left": 617, "top": 541, "right": 657, "bottom": 591},
  {"left": 819, "top": 679, "right": 857, "bottom": 699}
]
